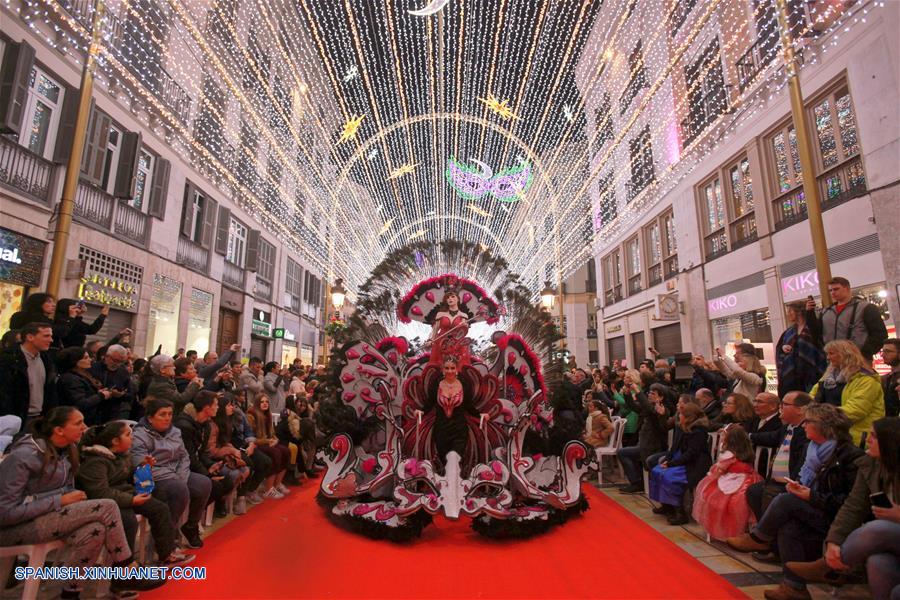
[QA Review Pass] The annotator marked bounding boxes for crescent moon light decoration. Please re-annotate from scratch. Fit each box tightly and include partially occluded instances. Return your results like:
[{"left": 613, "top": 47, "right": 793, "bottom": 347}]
[{"left": 408, "top": 0, "right": 450, "bottom": 17}]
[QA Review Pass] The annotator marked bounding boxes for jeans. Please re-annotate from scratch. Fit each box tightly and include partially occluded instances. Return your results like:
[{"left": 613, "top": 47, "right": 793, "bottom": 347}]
[
  {"left": 617, "top": 446, "right": 643, "bottom": 485},
  {"left": 152, "top": 473, "right": 211, "bottom": 531},
  {"left": 240, "top": 448, "right": 272, "bottom": 495},
  {"left": 840, "top": 520, "right": 900, "bottom": 600},
  {"left": 747, "top": 481, "right": 787, "bottom": 521},
  {"left": 755, "top": 492, "right": 830, "bottom": 589}
]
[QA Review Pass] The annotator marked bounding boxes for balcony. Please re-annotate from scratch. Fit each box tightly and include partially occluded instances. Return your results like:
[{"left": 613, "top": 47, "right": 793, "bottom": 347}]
[
  {"left": 729, "top": 213, "right": 758, "bottom": 251},
  {"left": 0, "top": 136, "right": 54, "bottom": 205},
  {"left": 73, "top": 182, "right": 151, "bottom": 247},
  {"left": 736, "top": 34, "right": 779, "bottom": 92},
  {"left": 604, "top": 286, "right": 623, "bottom": 306},
  {"left": 704, "top": 229, "right": 729, "bottom": 260},
  {"left": 177, "top": 237, "right": 208, "bottom": 274},
  {"left": 628, "top": 275, "right": 642, "bottom": 295},
  {"left": 680, "top": 93, "right": 727, "bottom": 147},
  {"left": 255, "top": 277, "right": 273, "bottom": 301},
  {"left": 663, "top": 256, "right": 679, "bottom": 280},
  {"left": 648, "top": 264, "right": 663, "bottom": 288},
  {"left": 57, "top": 0, "right": 193, "bottom": 126},
  {"left": 772, "top": 156, "right": 866, "bottom": 231},
  {"left": 223, "top": 260, "right": 246, "bottom": 290}
]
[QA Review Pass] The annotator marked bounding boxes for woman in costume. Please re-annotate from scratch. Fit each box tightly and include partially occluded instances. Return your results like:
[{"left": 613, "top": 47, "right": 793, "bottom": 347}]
[{"left": 426, "top": 290, "right": 472, "bottom": 367}]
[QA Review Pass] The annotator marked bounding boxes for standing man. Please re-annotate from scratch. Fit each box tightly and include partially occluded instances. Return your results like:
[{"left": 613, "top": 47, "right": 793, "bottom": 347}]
[
  {"left": 880, "top": 338, "right": 899, "bottom": 417},
  {"left": 0, "top": 323, "right": 57, "bottom": 428},
  {"left": 198, "top": 344, "right": 240, "bottom": 388},
  {"left": 240, "top": 357, "right": 265, "bottom": 398},
  {"left": 806, "top": 277, "right": 888, "bottom": 361}
]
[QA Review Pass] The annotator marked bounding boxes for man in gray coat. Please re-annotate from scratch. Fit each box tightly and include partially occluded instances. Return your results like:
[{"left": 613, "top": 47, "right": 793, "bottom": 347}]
[{"left": 806, "top": 277, "right": 888, "bottom": 361}]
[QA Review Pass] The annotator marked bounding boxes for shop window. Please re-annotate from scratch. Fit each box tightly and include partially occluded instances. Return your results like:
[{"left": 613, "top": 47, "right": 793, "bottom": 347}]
[
  {"left": 147, "top": 274, "right": 182, "bottom": 356},
  {"left": 285, "top": 258, "right": 303, "bottom": 313},
  {"left": 602, "top": 249, "right": 622, "bottom": 306},
  {"left": 628, "top": 125, "right": 654, "bottom": 201},
  {"left": 625, "top": 236, "right": 642, "bottom": 295},
  {"left": 226, "top": 217, "right": 248, "bottom": 267},
  {"left": 186, "top": 288, "right": 213, "bottom": 357},
  {"left": 22, "top": 66, "right": 64, "bottom": 159},
  {"left": 726, "top": 155, "right": 757, "bottom": 248},
  {"left": 699, "top": 174, "right": 727, "bottom": 259}
]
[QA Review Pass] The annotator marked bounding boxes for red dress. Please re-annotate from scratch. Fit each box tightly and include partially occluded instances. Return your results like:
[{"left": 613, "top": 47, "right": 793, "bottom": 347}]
[
  {"left": 692, "top": 453, "right": 763, "bottom": 541},
  {"left": 428, "top": 314, "right": 471, "bottom": 367}
]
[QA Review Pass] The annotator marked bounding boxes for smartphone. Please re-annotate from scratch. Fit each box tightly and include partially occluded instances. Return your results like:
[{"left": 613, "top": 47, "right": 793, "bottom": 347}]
[
  {"left": 75, "top": 299, "right": 87, "bottom": 309},
  {"left": 783, "top": 477, "right": 799, "bottom": 486},
  {"left": 870, "top": 492, "right": 892, "bottom": 509}
]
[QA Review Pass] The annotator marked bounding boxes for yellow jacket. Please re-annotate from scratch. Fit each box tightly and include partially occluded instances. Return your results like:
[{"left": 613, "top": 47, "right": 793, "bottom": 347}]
[{"left": 810, "top": 371, "right": 885, "bottom": 446}]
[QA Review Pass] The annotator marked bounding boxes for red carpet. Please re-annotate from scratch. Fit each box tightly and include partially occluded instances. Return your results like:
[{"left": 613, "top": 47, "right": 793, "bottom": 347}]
[{"left": 144, "top": 479, "right": 745, "bottom": 599}]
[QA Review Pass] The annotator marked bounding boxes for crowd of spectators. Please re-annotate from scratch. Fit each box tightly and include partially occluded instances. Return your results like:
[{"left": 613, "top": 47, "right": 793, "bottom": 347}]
[{"left": 0, "top": 292, "right": 327, "bottom": 597}]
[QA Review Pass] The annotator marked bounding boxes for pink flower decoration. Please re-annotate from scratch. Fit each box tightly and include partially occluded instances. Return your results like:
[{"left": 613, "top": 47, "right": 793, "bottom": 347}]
[
  {"left": 341, "top": 373, "right": 356, "bottom": 383},
  {"left": 345, "top": 349, "right": 360, "bottom": 360},
  {"left": 411, "top": 305, "right": 423, "bottom": 316},
  {"left": 532, "top": 453, "right": 543, "bottom": 462},
  {"left": 462, "top": 292, "right": 473, "bottom": 304},
  {"left": 478, "top": 470, "right": 492, "bottom": 481},
  {"left": 507, "top": 352, "right": 516, "bottom": 365},
  {"left": 343, "top": 392, "right": 356, "bottom": 402},
  {"left": 425, "top": 291, "right": 435, "bottom": 302},
  {"left": 519, "top": 365, "right": 529, "bottom": 375},
  {"left": 361, "top": 457, "right": 376, "bottom": 473},
  {"left": 491, "top": 461, "right": 503, "bottom": 475}
]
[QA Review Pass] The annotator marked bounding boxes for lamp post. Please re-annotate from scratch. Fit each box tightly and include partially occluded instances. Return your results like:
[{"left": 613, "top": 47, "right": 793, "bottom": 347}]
[
  {"left": 321, "top": 278, "right": 347, "bottom": 365},
  {"left": 331, "top": 278, "right": 347, "bottom": 312},
  {"left": 46, "top": 0, "right": 106, "bottom": 297},
  {"left": 774, "top": 0, "right": 833, "bottom": 306}
]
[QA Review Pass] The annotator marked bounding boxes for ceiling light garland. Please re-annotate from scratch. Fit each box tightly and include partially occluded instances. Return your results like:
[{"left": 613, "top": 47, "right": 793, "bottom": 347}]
[{"left": 6, "top": 0, "right": 878, "bottom": 299}]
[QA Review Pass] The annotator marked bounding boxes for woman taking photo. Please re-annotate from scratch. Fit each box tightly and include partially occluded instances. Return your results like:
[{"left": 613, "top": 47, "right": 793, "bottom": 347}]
[
  {"left": 787, "top": 416, "right": 900, "bottom": 600},
  {"left": 247, "top": 393, "right": 291, "bottom": 499},
  {"left": 56, "top": 346, "right": 114, "bottom": 426},
  {"left": 0, "top": 407, "right": 161, "bottom": 596},
  {"left": 714, "top": 346, "right": 767, "bottom": 400},
  {"left": 810, "top": 340, "right": 885, "bottom": 446},
  {"left": 53, "top": 299, "right": 108, "bottom": 350}
]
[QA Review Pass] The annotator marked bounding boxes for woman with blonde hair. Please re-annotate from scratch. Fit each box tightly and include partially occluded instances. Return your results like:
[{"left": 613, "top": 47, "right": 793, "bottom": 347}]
[
  {"left": 714, "top": 345, "right": 767, "bottom": 400},
  {"left": 810, "top": 340, "right": 884, "bottom": 446}
]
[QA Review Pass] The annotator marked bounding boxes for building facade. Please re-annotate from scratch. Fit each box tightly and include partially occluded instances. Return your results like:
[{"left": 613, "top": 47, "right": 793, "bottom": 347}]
[
  {"left": 0, "top": 0, "right": 328, "bottom": 364},
  {"left": 577, "top": 0, "right": 898, "bottom": 369}
]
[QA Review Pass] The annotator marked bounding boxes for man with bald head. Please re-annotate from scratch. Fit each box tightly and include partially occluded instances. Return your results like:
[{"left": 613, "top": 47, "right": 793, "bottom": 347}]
[{"left": 748, "top": 392, "right": 782, "bottom": 475}]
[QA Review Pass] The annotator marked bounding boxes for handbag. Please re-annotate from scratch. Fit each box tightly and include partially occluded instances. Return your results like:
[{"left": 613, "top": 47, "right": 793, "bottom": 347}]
[{"left": 134, "top": 463, "right": 155, "bottom": 495}]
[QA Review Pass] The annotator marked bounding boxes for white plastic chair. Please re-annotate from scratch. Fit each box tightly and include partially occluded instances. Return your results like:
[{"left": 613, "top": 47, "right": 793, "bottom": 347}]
[
  {"left": 595, "top": 417, "right": 626, "bottom": 485},
  {"left": 755, "top": 446, "right": 772, "bottom": 480},
  {"left": 0, "top": 540, "right": 65, "bottom": 600},
  {"left": 708, "top": 430, "right": 722, "bottom": 463}
]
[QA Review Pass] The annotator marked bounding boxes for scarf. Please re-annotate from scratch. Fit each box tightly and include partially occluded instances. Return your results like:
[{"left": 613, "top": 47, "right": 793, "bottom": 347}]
[
  {"left": 819, "top": 368, "right": 848, "bottom": 390},
  {"left": 799, "top": 439, "right": 837, "bottom": 487},
  {"left": 777, "top": 325, "right": 826, "bottom": 392},
  {"left": 585, "top": 410, "right": 602, "bottom": 436}
]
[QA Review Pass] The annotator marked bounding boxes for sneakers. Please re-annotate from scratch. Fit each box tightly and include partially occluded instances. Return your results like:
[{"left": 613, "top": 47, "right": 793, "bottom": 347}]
[
  {"left": 245, "top": 491, "right": 263, "bottom": 504},
  {"left": 263, "top": 487, "right": 285, "bottom": 499},
  {"left": 160, "top": 550, "right": 196, "bottom": 567},
  {"left": 276, "top": 483, "right": 291, "bottom": 495},
  {"left": 180, "top": 524, "right": 204, "bottom": 549},
  {"left": 234, "top": 496, "right": 247, "bottom": 515}
]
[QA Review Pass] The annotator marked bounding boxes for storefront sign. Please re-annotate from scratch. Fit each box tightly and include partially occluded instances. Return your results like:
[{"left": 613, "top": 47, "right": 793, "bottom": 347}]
[
  {"left": 605, "top": 323, "right": 622, "bottom": 334},
  {"left": 273, "top": 328, "right": 285, "bottom": 339},
  {"left": 252, "top": 308, "right": 272, "bottom": 337},
  {"left": 782, "top": 270, "right": 819, "bottom": 301},
  {"left": 707, "top": 285, "right": 768, "bottom": 319},
  {"left": 78, "top": 273, "right": 139, "bottom": 311},
  {"left": 0, "top": 227, "right": 46, "bottom": 287}
]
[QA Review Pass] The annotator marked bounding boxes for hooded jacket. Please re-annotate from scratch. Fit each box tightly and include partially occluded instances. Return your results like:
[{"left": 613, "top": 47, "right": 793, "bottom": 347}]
[
  {"left": 52, "top": 299, "right": 106, "bottom": 349},
  {"left": 130, "top": 417, "right": 190, "bottom": 482},
  {"left": 146, "top": 375, "right": 200, "bottom": 414},
  {"left": 8, "top": 294, "right": 54, "bottom": 332},
  {"left": 173, "top": 406, "right": 214, "bottom": 476},
  {"left": 810, "top": 370, "right": 885, "bottom": 446},
  {"left": 76, "top": 445, "right": 135, "bottom": 508},
  {"left": 0, "top": 435, "right": 75, "bottom": 527}
]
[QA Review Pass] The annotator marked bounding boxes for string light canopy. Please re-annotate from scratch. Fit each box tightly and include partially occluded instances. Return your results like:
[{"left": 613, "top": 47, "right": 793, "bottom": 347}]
[{"left": 10, "top": 0, "right": 878, "bottom": 298}]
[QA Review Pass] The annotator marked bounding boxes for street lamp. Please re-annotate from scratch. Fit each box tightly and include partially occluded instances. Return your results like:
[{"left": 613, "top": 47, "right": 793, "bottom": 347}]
[
  {"left": 331, "top": 278, "right": 346, "bottom": 311},
  {"left": 540, "top": 282, "right": 556, "bottom": 310}
]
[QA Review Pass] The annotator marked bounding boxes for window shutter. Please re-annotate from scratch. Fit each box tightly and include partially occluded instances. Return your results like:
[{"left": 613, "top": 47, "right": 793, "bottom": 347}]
[
  {"left": 113, "top": 131, "right": 141, "bottom": 198},
  {"left": 52, "top": 84, "right": 80, "bottom": 163},
  {"left": 148, "top": 158, "right": 170, "bottom": 219},
  {"left": 213, "top": 204, "right": 229, "bottom": 254},
  {"left": 245, "top": 229, "right": 260, "bottom": 272},
  {"left": 180, "top": 182, "right": 195, "bottom": 238},
  {"left": 81, "top": 106, "right": 111, "bottom": 186},
  {"left": 0, "top": 40, "right": 35, "bottom": 135},
  {"left": 201, "top": 196, "right": 219, "bottom": 249}
]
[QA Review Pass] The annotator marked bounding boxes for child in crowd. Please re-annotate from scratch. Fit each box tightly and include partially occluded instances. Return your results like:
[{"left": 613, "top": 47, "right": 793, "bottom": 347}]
[
  {"left": 77, "top": 420, "right": 195, "bottom": 565},
  {"left": 583, "top": 398, "right": 614, "bottom": 448},
  {"left": 691, "top": 425, "right": 763, "bottom": 540}
]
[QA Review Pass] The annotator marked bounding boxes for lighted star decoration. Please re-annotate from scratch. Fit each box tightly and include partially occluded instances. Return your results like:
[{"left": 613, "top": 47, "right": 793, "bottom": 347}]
[
  {"left": 478, "top": 93, "right": 519, "bottom": 121},
  {"left": 387, "top": 162, "right": 419, "bottom": 180},
  {"left": 337, "top": 114, "right": 365, "bottom": 144}
]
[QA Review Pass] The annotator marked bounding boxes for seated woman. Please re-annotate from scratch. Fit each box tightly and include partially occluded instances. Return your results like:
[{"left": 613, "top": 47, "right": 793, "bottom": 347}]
[
  {"left": 709, "top": 393, "right": 755, "bottom": 431},
  {"left": 786, "top": 416, "right": 900, "bottom": 600},
  {"left": 77, "top": 420, "right": 194, "bottom": 565},
  {"left": 219, "top": 394, "right": 271, "bottom": 505},
  {"left": 56, "top": 346, "right": 114, "bottom": 426},
  {"left": 583, "top": 398, "right": 614, "bottom": 448},
  {"left": 650, "top": 403, "right": 712, "bottom": 525},
  {"left": 810, "top": 340, "right": 885, "bottom": 447},
  {"left": 0, "top": 407, "right": 161, "bottom": 597},
  {"left": 612, "top": 382, "right": 639, "bottom": 447},
  {"left": 247, "top": 393, "right": 291, "bottom": 499},
  {"left": 203, "top": 396, "right": 251, "bottom": 514},
  {"left": 277, "top": 395, "right": 319, "bottom": 480},
  {"left": 131, "top": 397, "right": 211, "bottom": 550},
  {"left": 693, "top": 425, "right": 764, "bottom": 540},
  {"left": 727, "top": 403, "right": 866, "bottom": 600}
]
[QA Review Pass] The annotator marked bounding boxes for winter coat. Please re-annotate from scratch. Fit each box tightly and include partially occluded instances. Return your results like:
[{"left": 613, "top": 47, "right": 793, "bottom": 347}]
[
  {"left": 89, "top": 362, "right": 135, "bottom": 421},
  {"left": 622, "top": 390, "right": 669, "bottom": 463},
  {"left": 750, "top": 423, "right": 810, "bottom": 482},
  {"left": 130, "top": 417, "right": 190, "bottom": 482},
  {"left": 583, "top": 411, "right": 614, "bottom": 448},
  {"left": 247, "top": 411, "right": 276, "bottom": 445},
  {"left": 146, "top": 375, "right": 200, "bottom": 414},
  {"left": 613, "top": 392, "right": 639, "bottom": 434},
  {"left": 76, "top": 445, "right": 136, "bottom": 508},
  {"left": 230, "top": 408, "right": 256, "bottom": 449},
  {"left": 826, "top": 455, "right": 900, "bottom": 545},
  {"left": 173, "top": 410, "right": 214, "bottom": 476},
  {"left": 263, "top": 372, "right": 289, "bottom": 415},
  {"left": 810, "top": 371, "right": 885, "bottom": 446},
  {"left": 806, "top": 441, "right": 866, "bottom": 520},
  {"left": 238, "top": 369, "right": 265, "bottom": 398},
  {"left": 197, "top": 350, "right": 236, "bottom": 387},
  {"left": 0, "top": 435, "right": 74, "bottom": 527},
  {"left": 714, "top": 355, "right": 766, "bottom": 400},
  {"left": 664, "top": 425, "right": 713, "bottom": 488},
  {"left": 57, "top": 370, "right": 105, "bottom": 425},
  {"left": 808, "top": 296, "right": 889, "bottom": 359},
  {"left": 0, "top": 345, "right": 57, "bottom": 421},
  {"left": 53, "top": 300, "right": 106, "bottom": 348}
]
